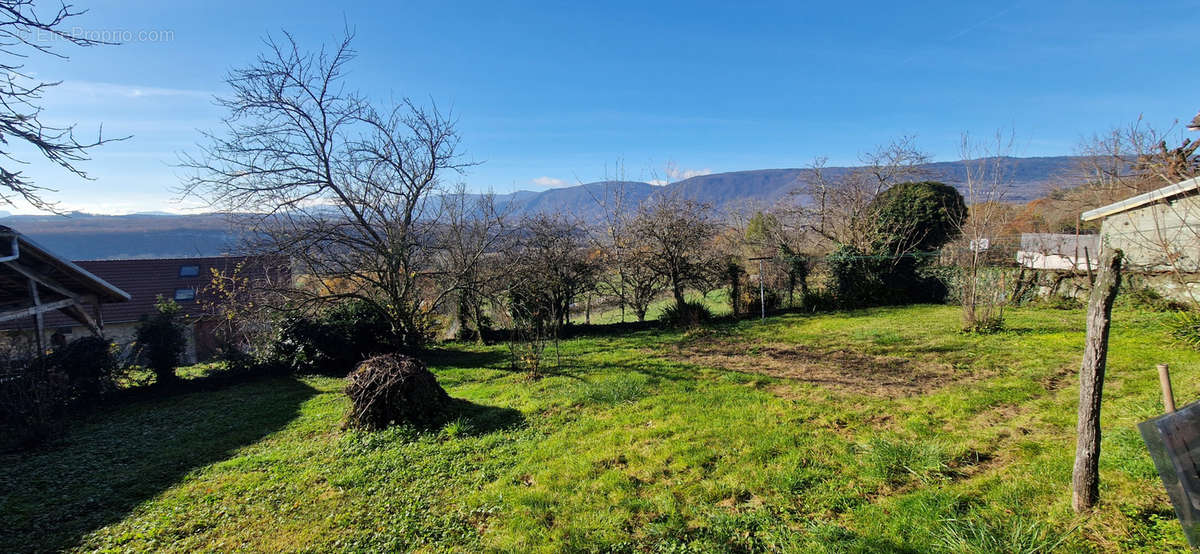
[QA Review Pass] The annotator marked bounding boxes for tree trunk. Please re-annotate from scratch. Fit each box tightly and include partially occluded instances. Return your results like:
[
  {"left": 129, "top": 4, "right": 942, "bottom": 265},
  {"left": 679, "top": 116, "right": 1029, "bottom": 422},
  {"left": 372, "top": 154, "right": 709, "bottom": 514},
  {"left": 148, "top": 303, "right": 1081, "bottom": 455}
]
[
  {"left": 672, "top": 281, "right": 686, "bottom": 309},
  {"left": 456, "top": 291, "right": 471, "bottom": 341},
  {"left": 729, "top": 265, "right": 741, "bottom": 318},
  {"left": 471, "top": 301, "right": 487, "bottom": 345},
  {"left": 787, "top": 271, "right": 796, "bottom": 309},
  {"left": 1072, "top": 248, "right": 1123, "bottom": 513},
  {"left": 1049, "top": 272, "right": 1066, "bottom": 297},
  {"left": 1010, "top": 266, "right": 1028, "bottom": 305}
]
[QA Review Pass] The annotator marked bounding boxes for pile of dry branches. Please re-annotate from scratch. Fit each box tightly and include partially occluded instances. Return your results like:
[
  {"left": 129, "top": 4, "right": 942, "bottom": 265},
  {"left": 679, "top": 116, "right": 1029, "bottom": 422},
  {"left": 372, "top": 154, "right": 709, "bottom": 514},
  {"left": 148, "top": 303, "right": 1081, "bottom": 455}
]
[{"left": 344, "top": 353, "right": 450, "bottom": 430}]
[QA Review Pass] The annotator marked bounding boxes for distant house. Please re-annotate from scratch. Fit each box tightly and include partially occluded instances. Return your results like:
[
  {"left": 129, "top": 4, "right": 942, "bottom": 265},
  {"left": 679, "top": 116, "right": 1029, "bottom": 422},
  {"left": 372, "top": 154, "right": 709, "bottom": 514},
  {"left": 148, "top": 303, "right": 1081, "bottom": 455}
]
[
  {"left": 1016, "top": 233, "right": 1100, "bottom": 271},
  {"left": 1081, "top": 176, "right": 1200, "bottom": 273},
  {"left": 9, "top": 256, "right": 287, "bottom": 363}
]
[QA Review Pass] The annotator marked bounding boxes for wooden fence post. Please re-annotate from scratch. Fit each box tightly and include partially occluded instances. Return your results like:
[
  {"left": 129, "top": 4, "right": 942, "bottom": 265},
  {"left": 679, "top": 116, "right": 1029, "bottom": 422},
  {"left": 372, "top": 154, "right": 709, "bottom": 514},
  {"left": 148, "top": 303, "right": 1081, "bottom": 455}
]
[
  {"left": 1073, "top": 248, "right": 1123, "bottom": 513},
  {"left": 1158, "top": 363, "right": 1176, "bottom": 414}
]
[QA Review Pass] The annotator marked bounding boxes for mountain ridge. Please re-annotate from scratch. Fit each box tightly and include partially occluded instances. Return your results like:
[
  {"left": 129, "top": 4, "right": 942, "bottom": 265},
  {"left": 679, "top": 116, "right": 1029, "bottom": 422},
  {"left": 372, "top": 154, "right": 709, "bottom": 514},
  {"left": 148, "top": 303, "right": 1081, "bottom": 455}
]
[{"left": 6, "top": 155, "right": 1083, "bottom": 260}]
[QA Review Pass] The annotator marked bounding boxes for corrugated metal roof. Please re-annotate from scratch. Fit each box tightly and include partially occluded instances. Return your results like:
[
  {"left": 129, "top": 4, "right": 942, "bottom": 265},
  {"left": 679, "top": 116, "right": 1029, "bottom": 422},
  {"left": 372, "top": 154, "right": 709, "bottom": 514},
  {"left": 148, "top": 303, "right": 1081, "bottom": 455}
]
[
  {"left": 1081, "top": 176, "right": 1200, "bottom": 221},
  {"left": 0, "top": 225, "right": 130, "bottom": 303}
]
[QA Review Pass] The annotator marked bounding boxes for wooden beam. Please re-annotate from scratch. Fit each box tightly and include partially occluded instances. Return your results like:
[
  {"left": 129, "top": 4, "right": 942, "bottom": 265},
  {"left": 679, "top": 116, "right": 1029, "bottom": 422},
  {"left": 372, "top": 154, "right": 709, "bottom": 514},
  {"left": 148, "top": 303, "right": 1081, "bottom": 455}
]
[
  {"left": 0, "top": 297, "right": 76, "bottom": 323},
  {"left": 3, "top": 260, "right": 79, "bottom": 303},
  {"left": 29, "top": 279, "right": 43, "bottom": 355},
  {"left": 93, "top": 298, "right": 104, "bottom": 335},
  {"left": 60, "top": 303, "right": 100, "bottom": 336}
]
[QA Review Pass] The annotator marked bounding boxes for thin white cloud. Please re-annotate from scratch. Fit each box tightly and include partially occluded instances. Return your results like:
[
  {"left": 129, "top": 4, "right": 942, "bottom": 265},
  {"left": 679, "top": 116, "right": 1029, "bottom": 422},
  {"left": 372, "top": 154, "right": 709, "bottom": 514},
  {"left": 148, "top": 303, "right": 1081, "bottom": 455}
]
[
  {"left": 531, "top": 176, "right": 568, "bottom": 188},
  {"left": 667, "top": 166, "right": 713, "bottom": 181},
  {"left": 53, "top": 80, "right": 213, "bottom": 99}
]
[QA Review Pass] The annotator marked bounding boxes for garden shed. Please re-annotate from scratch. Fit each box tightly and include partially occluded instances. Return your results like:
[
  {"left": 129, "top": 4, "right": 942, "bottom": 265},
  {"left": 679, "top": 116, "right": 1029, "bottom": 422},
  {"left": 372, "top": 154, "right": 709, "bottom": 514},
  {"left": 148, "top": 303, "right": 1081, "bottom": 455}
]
[{"left": 1081, "top": 176, "right": 1200, "bottom": 273}]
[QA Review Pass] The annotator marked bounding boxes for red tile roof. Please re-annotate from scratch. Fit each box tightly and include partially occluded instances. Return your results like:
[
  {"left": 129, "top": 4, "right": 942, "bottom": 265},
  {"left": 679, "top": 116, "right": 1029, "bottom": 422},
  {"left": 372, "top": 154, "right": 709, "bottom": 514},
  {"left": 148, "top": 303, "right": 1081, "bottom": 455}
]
[{"left": 13, "top": 256, "right": 286, "bottom": 329}]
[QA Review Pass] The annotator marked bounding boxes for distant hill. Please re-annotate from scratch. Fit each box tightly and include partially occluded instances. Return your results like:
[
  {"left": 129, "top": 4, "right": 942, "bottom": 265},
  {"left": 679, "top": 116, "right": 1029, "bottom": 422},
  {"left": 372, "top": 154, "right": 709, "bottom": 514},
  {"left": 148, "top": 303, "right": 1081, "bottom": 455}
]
[
  {"left": 502, "top": 155, "right": 1078, "bottom": 218},
  {"left": 3, "top": 213, "right": 244, "bottom": 260},
  {"left": 6, "top": 156, "right": 1083, "bottom": 260}
]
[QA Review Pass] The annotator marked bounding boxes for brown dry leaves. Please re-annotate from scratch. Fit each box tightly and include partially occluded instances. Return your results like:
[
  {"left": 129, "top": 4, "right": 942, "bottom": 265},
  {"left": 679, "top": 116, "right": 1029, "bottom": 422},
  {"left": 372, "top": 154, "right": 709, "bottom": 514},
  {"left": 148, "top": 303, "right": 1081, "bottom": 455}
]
[{"left": 656, "top": 337, "right": 970, "bottom": 397}]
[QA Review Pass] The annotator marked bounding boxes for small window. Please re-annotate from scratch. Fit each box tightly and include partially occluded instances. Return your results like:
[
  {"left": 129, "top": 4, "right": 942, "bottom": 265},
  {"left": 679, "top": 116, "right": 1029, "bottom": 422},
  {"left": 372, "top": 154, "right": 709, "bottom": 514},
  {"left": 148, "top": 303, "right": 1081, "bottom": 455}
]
[
  {"left": 174, "top": 288, "right": 196, "bottom": 302},
  {"left": 179, "top": 265, "right": 200, "bottom": 277}
]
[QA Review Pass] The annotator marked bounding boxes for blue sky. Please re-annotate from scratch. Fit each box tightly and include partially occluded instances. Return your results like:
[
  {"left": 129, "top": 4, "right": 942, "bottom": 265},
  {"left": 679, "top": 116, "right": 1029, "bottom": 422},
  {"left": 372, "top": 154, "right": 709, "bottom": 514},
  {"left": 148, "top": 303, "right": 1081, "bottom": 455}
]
[{"left": 11, "top": 0, "right": 1199, "bottom": 214}]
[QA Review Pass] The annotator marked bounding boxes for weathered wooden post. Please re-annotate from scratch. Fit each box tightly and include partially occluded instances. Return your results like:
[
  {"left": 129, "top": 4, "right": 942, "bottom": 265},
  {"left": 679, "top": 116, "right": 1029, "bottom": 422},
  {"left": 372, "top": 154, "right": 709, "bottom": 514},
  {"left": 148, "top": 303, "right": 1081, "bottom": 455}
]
[
  {"left": 1139, "top": 362, "right": 1200, "bottom": 546},
  {"left": 1072, "top": 248, "right": 1122, "bottom": 513},
  {"left": 1159, "top": 363, "right": 1176, "bottom": 414}
]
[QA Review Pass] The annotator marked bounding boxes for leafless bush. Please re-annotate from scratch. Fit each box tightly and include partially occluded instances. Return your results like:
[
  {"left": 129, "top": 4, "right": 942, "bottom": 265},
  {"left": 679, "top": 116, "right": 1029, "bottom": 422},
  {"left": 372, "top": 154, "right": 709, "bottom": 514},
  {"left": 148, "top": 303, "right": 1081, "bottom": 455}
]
[
  {"left": 497, "top": 214, "right": 598, "bottom": 374},
  {"left": 957, "top": 131, "right": 1016, "bottom": 331}
]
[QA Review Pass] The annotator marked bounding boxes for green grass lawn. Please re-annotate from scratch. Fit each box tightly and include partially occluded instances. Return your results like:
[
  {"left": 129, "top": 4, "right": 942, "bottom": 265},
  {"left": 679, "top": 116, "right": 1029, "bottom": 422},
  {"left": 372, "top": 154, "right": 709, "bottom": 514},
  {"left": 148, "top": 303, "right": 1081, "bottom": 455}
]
[{"left": 1, "top": 305, "right": 1194, "bottom": 552}]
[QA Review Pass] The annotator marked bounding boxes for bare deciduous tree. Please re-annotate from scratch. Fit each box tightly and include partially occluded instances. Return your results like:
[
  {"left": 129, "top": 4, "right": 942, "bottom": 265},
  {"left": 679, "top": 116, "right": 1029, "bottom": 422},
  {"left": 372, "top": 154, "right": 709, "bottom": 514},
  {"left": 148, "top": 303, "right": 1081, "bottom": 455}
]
[
  {"left": 506, "top": 213, "right": 598, "bottom": 329},
  {"left": 498, "top": 213, "right": 598, "bottom": 372},
  {"left": 434, "top": 184, "right": 511, "bottom": 342},
  {"left": 791, "top": 136, "right": 932, "bottom": 252},
  {"left": 957, "top": 131, "right": 1016, "bottom": 331},
  {"left": 0, "top": 0, "right": 124, "bottom": 211},
  {"left": 631, "top": 192, "right": 718, "bottom": 309},
  {"left": 589, "top": 175, "right": 665, "bottom": 322},
  {"left": 181, "top": 31, "right": 477, "bottom": 345}
]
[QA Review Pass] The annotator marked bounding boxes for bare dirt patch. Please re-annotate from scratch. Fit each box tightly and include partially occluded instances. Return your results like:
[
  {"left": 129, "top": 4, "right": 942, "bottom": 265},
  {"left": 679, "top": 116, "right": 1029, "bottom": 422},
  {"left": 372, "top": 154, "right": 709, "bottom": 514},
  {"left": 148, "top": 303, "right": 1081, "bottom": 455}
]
[
  {"left": 657, "top": 338, "right": 969, "bottom": 397},
  {"left": 1039, "top": 364, "right": 1076, "bottom": 391}
]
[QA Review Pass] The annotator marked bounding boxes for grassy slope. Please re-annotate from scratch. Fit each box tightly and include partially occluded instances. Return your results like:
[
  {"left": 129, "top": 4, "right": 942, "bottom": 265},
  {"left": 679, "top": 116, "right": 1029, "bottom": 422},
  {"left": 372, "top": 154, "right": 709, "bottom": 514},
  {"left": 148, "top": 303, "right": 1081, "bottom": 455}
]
[{"left": 0, "top": 305, "right": 1193, "bottom": 552}]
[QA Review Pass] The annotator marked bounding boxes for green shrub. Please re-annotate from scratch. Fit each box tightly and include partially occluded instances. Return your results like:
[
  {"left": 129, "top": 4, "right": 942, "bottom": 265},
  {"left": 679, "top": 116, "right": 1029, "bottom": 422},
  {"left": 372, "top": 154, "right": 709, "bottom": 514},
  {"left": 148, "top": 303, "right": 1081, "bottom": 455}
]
[
  {"left": 821, "top": 182, "right": 964, "bottom": 311},
  {"left": 0, "top": 364, "right": 68, "bottom": 451},
  {"left": 1123, "top": 287, "right": 1191, "bottom": 312},
  {"left": 0, "top": 336, "right": 120, "bottom": 451},
  {"left": 869, "top": 181, "right": 967, "bottom": 254},
  {"left": 134, "top": 297, "right": 188, "bottom": 386},
  {"left": 50, "top": 336, "right": 120, "bottom": 401},
  {"left": 740, "top": 286, "right": 782, "bottom": 316},
  {"left": 270, "top": 300, "right": 401, "bottom": 375},
  {"left": 827, "top": 244, "right": 888, "bottom": 308},
  {"left": 962, "top": 316, "right": 1005, "bottom": 334},
  {"left": 661, "top": 300, "right": 713, "bottom": 327},
  {"left": 1168, "top": 311, "right": 1200, "bottom": 350},
  {"left": 798, "top": 289, "right": 837, "bottom": 313}
]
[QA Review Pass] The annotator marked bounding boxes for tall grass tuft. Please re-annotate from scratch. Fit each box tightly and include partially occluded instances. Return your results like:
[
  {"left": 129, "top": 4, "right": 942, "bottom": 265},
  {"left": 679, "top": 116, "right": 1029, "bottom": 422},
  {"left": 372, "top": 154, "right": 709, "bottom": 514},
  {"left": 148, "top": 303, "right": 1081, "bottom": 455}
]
[
  {"left": 859, "top": 437, "right": 950, "bottom": 485},
  {"left": 1168, "top": 310, "right": 1200, "bottom": 350},
  {"left": 660, "top": 300, "right": 713, "bottom": 327},
  {"left": 576, "top": 373, "right": 651, "bottom": 406},
  {"left": 935, "top": 516, "right": 1074, "bottom": 553}
]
